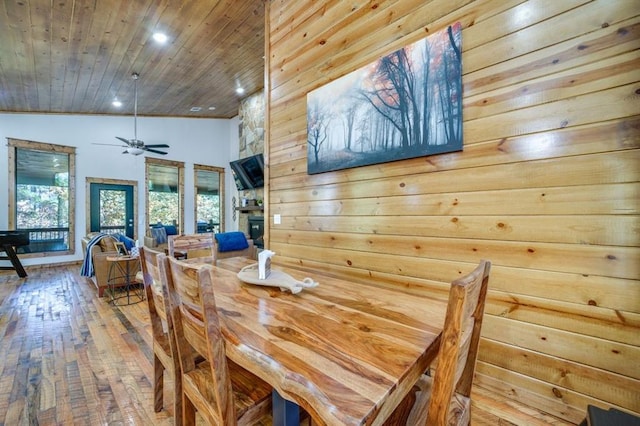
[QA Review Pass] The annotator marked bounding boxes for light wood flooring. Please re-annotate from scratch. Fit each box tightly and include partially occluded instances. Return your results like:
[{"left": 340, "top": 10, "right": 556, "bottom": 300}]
[{"left": 0, "top": 265, "right": 577, "bottom": 425}]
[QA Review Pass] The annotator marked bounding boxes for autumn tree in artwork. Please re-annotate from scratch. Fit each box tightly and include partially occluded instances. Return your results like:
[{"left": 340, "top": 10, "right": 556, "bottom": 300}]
[
  {"left": 361, "top": 25, "right": 462, "bottom": 150},
  {"left": 361, "top": 47, "right": 419, "bottom": 150}
]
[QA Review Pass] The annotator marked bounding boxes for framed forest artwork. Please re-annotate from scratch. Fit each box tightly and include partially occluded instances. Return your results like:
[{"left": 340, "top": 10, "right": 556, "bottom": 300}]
[{"left": 307, "top": 22, "right": 463, "bottom": 174}]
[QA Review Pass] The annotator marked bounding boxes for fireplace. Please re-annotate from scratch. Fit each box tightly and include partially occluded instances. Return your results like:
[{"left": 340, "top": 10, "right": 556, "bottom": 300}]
[{"left": 247, "top": 216, "right": 264, "bottom": 249}]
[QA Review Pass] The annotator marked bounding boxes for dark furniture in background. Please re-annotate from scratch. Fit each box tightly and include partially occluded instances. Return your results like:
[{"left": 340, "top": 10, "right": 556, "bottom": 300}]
[
  {"left": 579, "top": 405, "right": 640, "bottom": 426},
  {"left": 248, "top": 216, "right": 264, "bottom": 249},
  {"left": 0, "top": 231, "right": 29, "bottom": 277},
  {"left": 105, "top": 255, "right": 144, "bottom": 306}
]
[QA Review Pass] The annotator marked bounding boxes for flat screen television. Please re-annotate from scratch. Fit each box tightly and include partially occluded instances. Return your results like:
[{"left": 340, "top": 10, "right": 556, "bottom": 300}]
[{"left": 230, "top": 153, "right": 264, "bottom": 190}]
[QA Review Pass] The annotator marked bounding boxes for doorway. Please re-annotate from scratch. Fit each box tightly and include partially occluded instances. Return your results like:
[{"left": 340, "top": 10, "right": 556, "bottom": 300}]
[{"left": 87, "top": 180, "right": 137, "bottom": 239}]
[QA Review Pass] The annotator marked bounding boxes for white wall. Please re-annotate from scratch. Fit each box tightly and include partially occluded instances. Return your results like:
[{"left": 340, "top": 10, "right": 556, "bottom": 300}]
[
  {"left": 0, "top": 112, "right": 239, "bottom": 266},
  {"left": 227, "top": 115, "right": 241, "bottom": 231}
]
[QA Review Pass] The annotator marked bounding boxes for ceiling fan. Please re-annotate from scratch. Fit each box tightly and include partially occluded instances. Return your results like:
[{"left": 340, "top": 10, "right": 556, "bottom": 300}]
[{"left": 96, "top": 72, "right": 170, "bottom": 156}]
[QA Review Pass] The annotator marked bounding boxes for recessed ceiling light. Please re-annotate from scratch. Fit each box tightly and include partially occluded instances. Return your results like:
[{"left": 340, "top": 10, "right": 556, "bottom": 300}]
[
  {"left": 190, "top": 106, "right": 202, "bottom": 112},
  {"left": 208, "top": 106, "right": 216, "bottom": 111},
  {"left": 153, "top": 32, "right": 168, "bottom": 44},
  {"left": 235, "top": 87, "right": 245, "bottom": 95},
  {"left": 112, "top": 99, "right": 122, "bottom": 107}
]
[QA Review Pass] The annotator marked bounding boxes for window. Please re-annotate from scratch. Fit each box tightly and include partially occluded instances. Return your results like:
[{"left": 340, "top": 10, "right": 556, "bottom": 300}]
[
  {"left": 8, "top": 138, "right": 76, "bottom": 256},
  {"left": 194, "top": 164, "right": 225, "bottom": 234},
  {"left": 145, "top": 158, "right": 184, "bottom": 233}
]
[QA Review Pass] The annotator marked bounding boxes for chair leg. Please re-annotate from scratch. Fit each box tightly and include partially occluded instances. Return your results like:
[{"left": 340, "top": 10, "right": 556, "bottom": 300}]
[
  {"left": 183, "top": 393, "right": 196, "bottom": 426},
  {"left": 173, "top": 368, "right": 183, "bottom": 426},
  {"left": 153, "top": 355, "right": 164, "bottom": 412}
]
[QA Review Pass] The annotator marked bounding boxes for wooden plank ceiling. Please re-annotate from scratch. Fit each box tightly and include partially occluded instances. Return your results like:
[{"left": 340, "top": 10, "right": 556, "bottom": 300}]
[{"left": 0, "top": 0, "right": 265, "bottom": 119}]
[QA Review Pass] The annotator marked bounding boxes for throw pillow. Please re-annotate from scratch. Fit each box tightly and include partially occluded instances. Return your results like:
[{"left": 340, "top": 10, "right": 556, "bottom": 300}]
[
  {"left": 151, "top": 227, "right": 168, "bottom": 245},
  {"left": 164, "top": 225, "right": 178, "bottom": 236},
  {"left": 114, "top": 233, "right": 136, "bottom": 250},
  {"left": 215, "top": 232, "right": 249, "bottom": 252},
  {"left": 97, "top": 235, "right": 117, "bottom": 251}
]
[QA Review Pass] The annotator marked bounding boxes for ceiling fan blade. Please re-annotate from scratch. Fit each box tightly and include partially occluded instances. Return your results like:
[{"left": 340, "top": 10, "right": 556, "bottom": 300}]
[
  {"left": 144, "top": 144, "right": 170, "bottom": 148},
  {"left": 115, "top": 136, "right": 132, "bottom": 145},
  {"left": 93, "top": 143, "right": 127, "bottom": 147},
  {"left": 144, "top": 148, "right": 168, "bottom": 155}
]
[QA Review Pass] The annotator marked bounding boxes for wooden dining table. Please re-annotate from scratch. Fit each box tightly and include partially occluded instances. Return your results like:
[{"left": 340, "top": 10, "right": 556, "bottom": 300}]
[{"left": 209, "top": 257, "right": 448, "bottom": 425}]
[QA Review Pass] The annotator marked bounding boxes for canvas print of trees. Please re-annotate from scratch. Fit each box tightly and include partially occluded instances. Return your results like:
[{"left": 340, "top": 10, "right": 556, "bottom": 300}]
[{"left": 307, "top": 22, "right": 463, "bottom": 174}]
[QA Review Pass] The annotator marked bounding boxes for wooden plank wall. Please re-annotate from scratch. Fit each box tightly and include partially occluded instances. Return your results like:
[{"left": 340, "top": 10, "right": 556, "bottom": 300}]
[{"left": 265, "top": 0, "right": 640, "bottom": 422}]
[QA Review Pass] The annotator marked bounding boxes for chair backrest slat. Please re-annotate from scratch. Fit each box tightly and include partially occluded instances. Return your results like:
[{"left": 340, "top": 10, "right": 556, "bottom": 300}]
[
  {"left": 426, "top": 260, "right": 491, "bottom": 425},
  {"left": 177, "top": 299, "right": 211, "bottom": 360},
  {"left": 168, "top": 233, "right": 215, "bottom": 260}
]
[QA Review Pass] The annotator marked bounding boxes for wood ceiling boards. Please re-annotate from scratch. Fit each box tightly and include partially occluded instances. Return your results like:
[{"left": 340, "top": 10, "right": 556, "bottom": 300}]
[{"left": 0, "top": 0, "right": 265, "bottom": 119}]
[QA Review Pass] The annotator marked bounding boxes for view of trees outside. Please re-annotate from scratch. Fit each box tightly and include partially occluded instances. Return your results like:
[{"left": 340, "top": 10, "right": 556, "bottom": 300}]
[
  {"left": 197, "top": 194, "right": 220, "bottom": 223},
  {"left": 148, "top": 163, "right": 182, "bottom": 227},
  {"left": 307, "top": 22, "right": 463, "bottom": 174},
  {"left": 149, "top": 191, "right": 179, "bottom": 226},
  {"left": 16, "top": 170, "right": 70, "bottom": 252},
  {"left": 99, "top": 190, "right": 125, "bottom": 228},
  {"left": 16, "top": 182, "right": 69, "bottom": 229},
  {"left": 195, "top": 168, "right": 221, "bottom": 231},
  {"left": 15, "top": 148, "right": 71, "bottom": 252}
]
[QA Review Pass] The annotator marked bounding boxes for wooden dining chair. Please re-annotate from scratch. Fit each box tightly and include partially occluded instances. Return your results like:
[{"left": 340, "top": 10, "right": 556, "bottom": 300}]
[
  {"left": 168, "top": 233, "right": 215, "bottom": 260},
  {"left": 138, "top": 246, "right": 182, "bottom": 423},
  {"left": 157, "top": 253, "right": 272, "bottom": 425},
  {"left": 384, "top": 260, "right": 491, "bottom": 426}
]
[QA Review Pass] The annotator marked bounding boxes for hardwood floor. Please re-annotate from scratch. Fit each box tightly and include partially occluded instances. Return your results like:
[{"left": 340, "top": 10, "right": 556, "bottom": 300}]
[
  {"left": 0, "top": 266, "right": 172, "bottom": 425},
  {"left": 0, "top": 265, "right": 576, "bottom": 425}
]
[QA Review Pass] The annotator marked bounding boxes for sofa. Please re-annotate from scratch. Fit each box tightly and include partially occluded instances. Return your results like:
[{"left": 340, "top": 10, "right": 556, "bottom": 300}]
[
  {"left": 143, "top": 223, "right": 179, "bottom": 252},
  {"left": 81, "top": 233, "right": 118, "bottom": 297},
  {"left": 81, "top": 232, "right": 138, "bottom": 297}
]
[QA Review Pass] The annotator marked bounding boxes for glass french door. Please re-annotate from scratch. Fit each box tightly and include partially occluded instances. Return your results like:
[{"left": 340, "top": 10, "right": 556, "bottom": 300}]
[{"left": 89, "top": 183, "right": 134, "bottom": 238}]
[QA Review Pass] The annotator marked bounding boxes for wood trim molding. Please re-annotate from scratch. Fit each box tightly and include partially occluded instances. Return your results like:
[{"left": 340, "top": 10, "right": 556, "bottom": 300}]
[
  {"left": 6, "top": 137, "right": 76, "bottom": 257},
  {"left": 84, "top": 177, "right": 139, "bottom": 237},
  {"left": 145, "top": 157, "right": 185, "bottom": 235},
  {"left": 194, "top": 164, "right": 226, "bottom": 233}
]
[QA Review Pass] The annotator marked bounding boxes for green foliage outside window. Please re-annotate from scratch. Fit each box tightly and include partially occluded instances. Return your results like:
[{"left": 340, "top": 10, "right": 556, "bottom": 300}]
[
  {"left": 197, "top": 194, "right": 220, "bottom": 223},
  {"left": 149, "top": 191, "right": 179, "bottom": 226},
  {"left": 16, "top": 184, "right": 69, "bottom": 228},
  {"left": 100, "top": 190, "right": 126, "bottom": 227}
]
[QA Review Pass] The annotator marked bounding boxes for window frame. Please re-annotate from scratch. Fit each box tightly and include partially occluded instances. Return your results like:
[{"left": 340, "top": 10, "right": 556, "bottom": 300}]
[
  {"left": 7, "top": 138, "right": 76, "bottom": 258},
  {"left": 85, "top": 177, "right": 138, "bottom": 238},
  {"left": 145, "top": 157, "right": 185, "bottom": 235},
  {"left": 194, "top": 164, "right": 225, "bottom": 234}
]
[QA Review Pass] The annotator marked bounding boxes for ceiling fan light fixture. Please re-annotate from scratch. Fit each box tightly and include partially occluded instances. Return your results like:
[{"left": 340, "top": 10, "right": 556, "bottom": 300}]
[{"left": 107, "top": 72, "right": 170, "bottom": 156}]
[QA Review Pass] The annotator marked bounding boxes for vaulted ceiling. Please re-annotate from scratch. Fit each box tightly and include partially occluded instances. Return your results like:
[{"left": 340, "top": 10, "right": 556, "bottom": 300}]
[{"left": 0, "top": 0, "right": 266, "bottom": 119}]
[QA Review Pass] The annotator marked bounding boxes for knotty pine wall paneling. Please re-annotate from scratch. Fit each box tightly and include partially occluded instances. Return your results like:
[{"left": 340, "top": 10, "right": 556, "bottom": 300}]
[{"left": 265, "top": 0, "right": 640, "bottom": 422}]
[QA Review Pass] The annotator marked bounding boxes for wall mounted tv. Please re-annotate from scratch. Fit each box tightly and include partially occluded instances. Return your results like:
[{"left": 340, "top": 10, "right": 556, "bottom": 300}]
[{"left": 230, "top": 153, "right": 264, "bottom": 190}]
